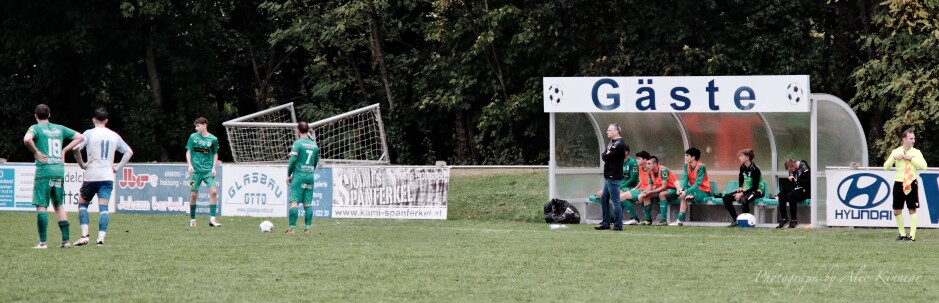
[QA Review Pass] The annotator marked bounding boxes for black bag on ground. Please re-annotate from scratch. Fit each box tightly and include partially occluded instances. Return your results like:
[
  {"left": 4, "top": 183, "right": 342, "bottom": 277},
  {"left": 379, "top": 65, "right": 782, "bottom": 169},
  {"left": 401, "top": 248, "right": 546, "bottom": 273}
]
[{"left": 543, "top": 198, "right": 581, "bottom": 224}]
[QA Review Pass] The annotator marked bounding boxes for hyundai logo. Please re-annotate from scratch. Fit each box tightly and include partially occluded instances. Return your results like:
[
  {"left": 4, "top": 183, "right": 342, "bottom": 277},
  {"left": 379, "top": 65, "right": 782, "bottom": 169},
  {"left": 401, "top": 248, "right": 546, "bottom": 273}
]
[{"left": 837, "top": 173, "right": 890, "bottom": 209}]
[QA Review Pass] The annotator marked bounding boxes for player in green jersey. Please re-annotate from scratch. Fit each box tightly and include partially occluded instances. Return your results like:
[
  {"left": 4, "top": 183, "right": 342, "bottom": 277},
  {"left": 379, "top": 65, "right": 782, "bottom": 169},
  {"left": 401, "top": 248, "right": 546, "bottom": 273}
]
[
  {"left": 671, "top": 147, "right": 711, "bottom": 226},
  {"left": 722, "top": 148, "right": 763, "bottom": 227},
  {"left": 639, "top": 156, "right": 678, "bottom": 226},
  {"left": 623, "top": 151, "right": 652, "bottom": 225},
  {"left": 618, "top": 151, "right": 641, "bottom": 224},
  {"left": 286, "top": 122, "right": 320, "bottom": 234},
  {"left": 23, "top": 104, "right": 84, "bottom": 249},
  {"left": 186, "top": 117, "right": 220, "bottom": 227}
]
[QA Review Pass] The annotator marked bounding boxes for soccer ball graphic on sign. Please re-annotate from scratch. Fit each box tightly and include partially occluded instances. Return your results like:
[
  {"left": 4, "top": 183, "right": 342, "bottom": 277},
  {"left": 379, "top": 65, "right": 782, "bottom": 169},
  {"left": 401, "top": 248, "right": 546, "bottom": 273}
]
[
  {"left": 547, "top": 84, "right": 563, "bottom": 105},
  {"left": 786, "top": 82, "right": 803, "bottom": 105},
  {"left": 736, "top": 213, "right": 756, "bottom": 228},
  {"left": 259, "top": 221, "right": 274, "bottom": 233}
]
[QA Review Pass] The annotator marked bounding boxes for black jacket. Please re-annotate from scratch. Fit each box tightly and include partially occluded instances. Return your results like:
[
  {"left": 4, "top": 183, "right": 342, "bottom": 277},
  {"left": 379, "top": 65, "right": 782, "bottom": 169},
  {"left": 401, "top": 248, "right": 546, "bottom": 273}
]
[
  {"left": 791, "top": 160, "right": 811, "bottom": 191},
  {"left": 738, "top": 162, "right": 762, "bottom": 193},
  {"left": 601, "top": 138, "right": 626, "bottom": 180}
]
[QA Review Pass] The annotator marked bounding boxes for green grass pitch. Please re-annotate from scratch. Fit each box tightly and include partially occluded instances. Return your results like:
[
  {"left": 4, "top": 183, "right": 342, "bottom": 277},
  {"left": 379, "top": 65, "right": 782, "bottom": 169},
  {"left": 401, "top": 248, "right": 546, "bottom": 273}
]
[{"left": 1, "top": 169, "right": 937, "bottom": 302}]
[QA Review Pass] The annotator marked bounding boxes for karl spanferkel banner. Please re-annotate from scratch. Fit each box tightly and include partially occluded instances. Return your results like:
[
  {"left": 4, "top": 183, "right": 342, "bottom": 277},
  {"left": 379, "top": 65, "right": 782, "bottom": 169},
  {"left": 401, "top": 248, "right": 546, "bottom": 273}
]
[{"left": 332, "top": 166, "right": 449, "bottom": 219}]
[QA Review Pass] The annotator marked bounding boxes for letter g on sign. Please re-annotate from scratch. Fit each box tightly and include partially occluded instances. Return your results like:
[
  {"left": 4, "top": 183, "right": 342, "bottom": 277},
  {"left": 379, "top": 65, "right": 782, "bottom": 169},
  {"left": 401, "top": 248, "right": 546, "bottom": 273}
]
[{"left": 592, "top": 78, "right": 620, "bottom": 111}]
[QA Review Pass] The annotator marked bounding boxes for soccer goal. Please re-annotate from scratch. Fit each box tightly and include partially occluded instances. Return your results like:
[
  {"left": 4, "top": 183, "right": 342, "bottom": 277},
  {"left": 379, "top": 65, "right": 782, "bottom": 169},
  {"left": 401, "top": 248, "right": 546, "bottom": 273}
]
[{"left": 223, "top": 103, "right": 389, "bottom": 164}]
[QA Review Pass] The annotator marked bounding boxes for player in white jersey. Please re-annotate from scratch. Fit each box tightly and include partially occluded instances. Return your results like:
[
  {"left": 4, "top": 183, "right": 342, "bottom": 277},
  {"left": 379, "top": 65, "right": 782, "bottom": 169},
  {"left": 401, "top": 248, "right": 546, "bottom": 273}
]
[{"left": 71, "top": 108, "right": 133, "bottom": 247}]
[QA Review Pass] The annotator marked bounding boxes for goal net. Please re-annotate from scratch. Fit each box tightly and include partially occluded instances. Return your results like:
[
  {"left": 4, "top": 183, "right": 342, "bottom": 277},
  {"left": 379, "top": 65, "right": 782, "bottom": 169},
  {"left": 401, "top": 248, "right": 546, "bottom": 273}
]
[{"left": 223, "top": 103, "right": 389, "bottom": 164}]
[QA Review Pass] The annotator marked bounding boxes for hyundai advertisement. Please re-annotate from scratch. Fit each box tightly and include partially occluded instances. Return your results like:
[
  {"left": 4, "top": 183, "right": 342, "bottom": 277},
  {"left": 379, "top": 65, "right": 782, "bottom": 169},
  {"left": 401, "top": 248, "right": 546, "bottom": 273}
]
[{"left": 827, "top": 170, "right": 939, "bottom": 227}]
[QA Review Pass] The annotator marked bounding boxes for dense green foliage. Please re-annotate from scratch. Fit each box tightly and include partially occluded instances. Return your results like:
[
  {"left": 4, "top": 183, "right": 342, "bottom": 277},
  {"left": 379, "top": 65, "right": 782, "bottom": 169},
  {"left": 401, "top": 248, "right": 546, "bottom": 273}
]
[
  {"left": 852, "top": 0, "right": 939, "bottom": 161},
  {"left": 1, "top": 0, "right": 936, "bottom": 165}
]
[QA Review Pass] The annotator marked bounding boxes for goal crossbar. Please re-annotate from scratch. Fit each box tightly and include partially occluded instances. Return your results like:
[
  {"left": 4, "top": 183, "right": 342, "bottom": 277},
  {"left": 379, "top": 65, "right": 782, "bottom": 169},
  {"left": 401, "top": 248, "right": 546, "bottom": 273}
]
[{"left": 223, "top": 103, "right": 389, "bottom": 164}]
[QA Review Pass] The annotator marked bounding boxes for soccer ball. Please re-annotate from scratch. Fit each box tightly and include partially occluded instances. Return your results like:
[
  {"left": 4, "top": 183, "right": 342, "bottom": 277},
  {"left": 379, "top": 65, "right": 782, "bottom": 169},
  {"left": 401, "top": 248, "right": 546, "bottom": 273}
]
[
  {"left": 736, "top": 213, "right": 756, "bottom": 228},
  {"left": 547, "top": 84, "right": 563, "bottom": 105},
  {"left": 259, "top": 221, "right": 274, "bottom": 233},
  {"left": 786, "top": 82, "right": 803, "bottom": 105}
]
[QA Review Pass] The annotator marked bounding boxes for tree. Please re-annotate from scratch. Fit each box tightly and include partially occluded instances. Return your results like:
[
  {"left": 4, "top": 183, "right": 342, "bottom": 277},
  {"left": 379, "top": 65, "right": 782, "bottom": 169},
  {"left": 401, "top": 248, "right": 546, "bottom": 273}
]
[{"left": 851, "top": 0, "right": 939, "bottom": 163}]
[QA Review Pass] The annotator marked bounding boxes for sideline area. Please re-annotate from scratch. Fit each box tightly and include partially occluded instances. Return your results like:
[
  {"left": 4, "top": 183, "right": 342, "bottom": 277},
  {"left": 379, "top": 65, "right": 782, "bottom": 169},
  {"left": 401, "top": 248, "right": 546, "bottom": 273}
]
[{"left": 544, "top": 76, "right": 868, "bottom": 228}]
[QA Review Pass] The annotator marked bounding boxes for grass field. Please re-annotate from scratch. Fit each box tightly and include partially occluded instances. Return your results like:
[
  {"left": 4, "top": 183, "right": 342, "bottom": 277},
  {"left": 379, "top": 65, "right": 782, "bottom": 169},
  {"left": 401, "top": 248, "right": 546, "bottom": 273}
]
[{"left": 1, "top": 169, "right": 938, "bottom": 302}]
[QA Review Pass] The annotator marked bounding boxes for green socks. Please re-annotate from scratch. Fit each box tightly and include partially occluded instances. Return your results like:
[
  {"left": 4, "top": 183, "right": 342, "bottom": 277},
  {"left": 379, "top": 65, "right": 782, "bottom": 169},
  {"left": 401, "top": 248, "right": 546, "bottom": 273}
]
[
  {"left": 289, "top": 207, "right": 299, "bottom": 230},
  {"left": 37, "top": 212, "right": 48, "bottom": 243},
  {"left": 643, "top": 204, "right": 652, "bottom": 221},
  {"left": 659, "top": 200, "right": 668, "bottom": 222},
  {"left": 622, "top": 200, "right": 638, "bottom": 220},
  {"left": 678, "top": 212, "right": 686, "bottom": 221},
  {"left": 189, "top": 204, "right": 218, "bottom": 219},
  {"left": 58, "top": 220, "right": 70, "bottom": 242},
  {"left": 304, "top": 206, "right": 313, "bottom": 230},
  {"left": 35, "top": 216, "right": 68, "bottom": 243},
  {"left": 896, "top": 215, "right": 906, "bottom": 237}
]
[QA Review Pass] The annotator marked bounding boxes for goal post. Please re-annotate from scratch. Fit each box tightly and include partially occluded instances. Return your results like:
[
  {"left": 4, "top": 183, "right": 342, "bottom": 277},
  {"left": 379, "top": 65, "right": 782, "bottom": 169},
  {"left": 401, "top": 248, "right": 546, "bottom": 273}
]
[
  {"left": 223, "top": 103, "right": 389, "bottom": 164},
  {"left": 308, "top": 104, "right": 390, "bottom": 165}
]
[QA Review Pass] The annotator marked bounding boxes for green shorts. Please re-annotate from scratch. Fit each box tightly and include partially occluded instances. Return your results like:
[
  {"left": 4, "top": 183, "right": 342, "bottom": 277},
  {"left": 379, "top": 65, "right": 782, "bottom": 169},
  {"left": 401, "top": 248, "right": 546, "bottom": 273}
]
[
  {"left": 626, "top": 188, "right": 645, "bottom": 201},
  {"left": 619, "top": 182, "right": 637, "bottom": 192},
  {"left": 683, "top": 188, "right": 712, "bottom": 204},
  {"left": 657, "top": 188, "right": 678, "bottom": 201},
  {"left": 289, "top": 178, "right": 315, "bottom": 204},
  {"left": 33, "top": 178, "right": 65, "bottom": 207},
  {"left": 189, "top": 172, "right": 217, "bottom": 191}
]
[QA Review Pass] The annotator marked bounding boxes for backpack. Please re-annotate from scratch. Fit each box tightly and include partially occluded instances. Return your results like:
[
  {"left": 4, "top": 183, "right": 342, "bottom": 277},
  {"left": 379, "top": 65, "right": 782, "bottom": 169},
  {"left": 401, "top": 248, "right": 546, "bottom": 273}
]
[{"left": 543, "top": 198, "right": 581, "bottom": 224}]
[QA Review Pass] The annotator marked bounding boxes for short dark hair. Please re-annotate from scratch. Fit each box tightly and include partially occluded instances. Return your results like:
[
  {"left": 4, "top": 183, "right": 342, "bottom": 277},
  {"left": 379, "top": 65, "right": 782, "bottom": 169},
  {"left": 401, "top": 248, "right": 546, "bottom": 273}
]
[
  {"left": 194, "top": 117, "right": 208, "bottom": 125},
  {"left": 297, "top": 121, "right": 309, "bottom": 133},
  {"left": 901, "top": 129, "right": 915, "bottom": 139},
  {"left": 739, "top": 148, "right": 755, "bottom": 161},
  {"left": 635, "top": 150, "right": 650, "bottom": 160},
  {"left": 685, "top": 147, "right": 701, "bottom": 160},
  {"left": 93, "top": 107, "right": 108, "bottom": 121},
  {"left": 623, "top": 144, "right": 630, "bottom": 153},
  {"left": 35, "top": 104, "right": 50, "bottom": 119},
  {"left": 648, "top": 155, "right": 659, "bottom": 164}
]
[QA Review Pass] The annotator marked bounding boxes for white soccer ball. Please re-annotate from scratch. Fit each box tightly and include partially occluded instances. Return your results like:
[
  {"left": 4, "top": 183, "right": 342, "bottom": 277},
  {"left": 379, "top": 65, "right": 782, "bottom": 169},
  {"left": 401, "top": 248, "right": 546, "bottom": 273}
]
[
  {"left": 259, "top": 220, "right": 274, "bottom": 233},
  {"left": 736, "top": 213, "right": 756, "bottom": 228},
  {"left": 786, "top": 82, "right": 803, "bottom": 105},
  {"left": 547, "top": 84, "right": 563, "bottom": 105}
]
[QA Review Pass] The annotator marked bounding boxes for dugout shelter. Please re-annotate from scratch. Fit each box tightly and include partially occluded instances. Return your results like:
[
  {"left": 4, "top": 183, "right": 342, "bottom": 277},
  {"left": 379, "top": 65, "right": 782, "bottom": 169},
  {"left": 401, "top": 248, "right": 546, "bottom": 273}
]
[{"left": 544, "top": 76, "right": 867, "bottom": 227}]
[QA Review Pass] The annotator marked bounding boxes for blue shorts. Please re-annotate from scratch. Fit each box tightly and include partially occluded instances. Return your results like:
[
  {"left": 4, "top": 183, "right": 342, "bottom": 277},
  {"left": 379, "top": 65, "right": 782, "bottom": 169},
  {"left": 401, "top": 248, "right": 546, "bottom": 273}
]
[{"left": 79, "top": 181, "right": 114, "bottom": 202}]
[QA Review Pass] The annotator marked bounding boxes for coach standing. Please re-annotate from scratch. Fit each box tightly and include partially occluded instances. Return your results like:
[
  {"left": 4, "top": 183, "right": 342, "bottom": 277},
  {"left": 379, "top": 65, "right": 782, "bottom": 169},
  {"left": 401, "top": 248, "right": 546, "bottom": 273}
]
[
  {"left": 884, "top": 129, "right": 927, "bottom": 242},
  {"left": 595, "top": 123, "right": 627, "bottom": 231}
]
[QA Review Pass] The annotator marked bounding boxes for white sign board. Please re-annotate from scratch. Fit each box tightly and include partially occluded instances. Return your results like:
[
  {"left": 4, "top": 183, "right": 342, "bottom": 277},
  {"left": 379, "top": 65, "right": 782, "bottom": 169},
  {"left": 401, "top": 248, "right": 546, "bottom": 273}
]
[
  {"left": 221, "top": 165, "right": 289, "bottom": 217},
  {"left": 543, "top": 75, "right": 810, "bottom": 113},
  {"left": 0, "top": 163, "right": 111, "bottom": 213},
  {"left": 826, "top": 169, "right": 939, "bottom": 228},
  {"left": 332, "top": 166, "right": 449, "bottom": 220}
]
